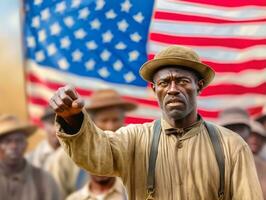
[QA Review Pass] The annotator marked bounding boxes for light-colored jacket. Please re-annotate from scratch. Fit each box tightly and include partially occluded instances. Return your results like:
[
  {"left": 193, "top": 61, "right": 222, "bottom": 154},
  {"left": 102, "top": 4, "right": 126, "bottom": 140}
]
[{"left": 56, "top": 111, "right": 263, "bottom": 200}]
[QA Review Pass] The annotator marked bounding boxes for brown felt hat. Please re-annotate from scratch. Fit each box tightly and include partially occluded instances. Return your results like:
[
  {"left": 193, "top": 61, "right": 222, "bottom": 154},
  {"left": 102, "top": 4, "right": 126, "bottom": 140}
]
[
  {"left": 0, "top": 115, "right": 37, "bottom": 138},
  {"left": 254, "top": 105, "right": 266, "bottom": 123},
  {"left": 139, "top": 45, "right": 215, "bottom": 87},
  {"left": 250, "top": 120, "right": 266, "bottom": 138},
  {"left": 85, "top": 89, "right": 137, "bottom": 111},
  {"left": 41, "top": 107, "right": 55, "bottom": 122},
  {"left": 218, "top": 107, "right": 251, "bottom": 128}
]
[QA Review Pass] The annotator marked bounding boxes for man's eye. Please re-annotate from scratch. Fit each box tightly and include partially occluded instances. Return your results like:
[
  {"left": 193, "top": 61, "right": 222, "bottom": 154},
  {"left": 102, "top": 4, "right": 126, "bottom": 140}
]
[
  {"left": 158, "top": 81, "right": 168, "bottom": 87},
  {"left": 179, "top": 79, "right": 189, "bottom": 84}
]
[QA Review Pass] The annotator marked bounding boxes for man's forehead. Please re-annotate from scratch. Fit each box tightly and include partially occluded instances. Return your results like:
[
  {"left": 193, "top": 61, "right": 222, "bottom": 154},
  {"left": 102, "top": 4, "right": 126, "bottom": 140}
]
[
  {"left": 0, "top": 132, "right": 26, "bottom": 141},
  {"left": 153, "top": 66, "right": 196, "bottom": 79}
]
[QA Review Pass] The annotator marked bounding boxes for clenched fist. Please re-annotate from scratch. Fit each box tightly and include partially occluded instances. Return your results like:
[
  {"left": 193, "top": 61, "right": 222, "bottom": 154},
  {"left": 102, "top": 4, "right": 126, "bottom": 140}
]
[{"left": 49, "top": 85, "right": 85, "bottom": 119}]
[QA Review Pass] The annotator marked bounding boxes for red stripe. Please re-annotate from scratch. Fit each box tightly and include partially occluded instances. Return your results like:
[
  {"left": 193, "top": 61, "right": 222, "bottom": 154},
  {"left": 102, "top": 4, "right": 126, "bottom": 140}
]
[
  {"left": 176, "top": 0, "right": 266, "bottom": 7},
  {"left": 204, "top": 60, "right": 266, "bottom": 73},
  {"left": 198, "top": 106, "right": 263, "bottom": 118},
  {"left": 125, "top": 116, "right": 154, "bottom": 124},
  {"left": 201, "top": 83, "right": 266, "bottom": 96},
  {"left": 149, "top": 33, "right": 266, "bottom": 49},
  {"left": 154, "top": 11, "right": 266, "bottom": 24},
  {"left": 148, "top": 54, "right": 266, "bottom": 73}
]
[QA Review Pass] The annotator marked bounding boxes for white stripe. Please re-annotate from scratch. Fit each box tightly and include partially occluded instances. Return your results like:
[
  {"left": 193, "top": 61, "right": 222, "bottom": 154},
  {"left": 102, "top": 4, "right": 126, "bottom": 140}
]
[
  {"left": 28, "top": 104, "right": 44, "bottom": 118},
  {"left": 213, "top": 69, "right": 266, "bottom": 86},
  {"left": 156, "top": 0, "right": 266, "bottom": 21},
  {"left": 26, "top": 60, "right": 151, "bottom": 99},
  {"left": 149, "top": 42, "right": 266, "bottom": 63},
  {"left": 198, "top": 94, "right": 266, "bottom": 110},
  {"left": 150, "top": 20, "right": 266, "bottom": 39}
]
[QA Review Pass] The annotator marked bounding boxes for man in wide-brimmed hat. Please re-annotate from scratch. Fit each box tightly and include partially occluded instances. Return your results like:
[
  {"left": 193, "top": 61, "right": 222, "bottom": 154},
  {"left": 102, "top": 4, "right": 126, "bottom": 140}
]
[
  {"left": 218, "top": 107, "right": 266, "bottom": 198},
  {"left": 26, "top": 107, "right": 60, "bottom": 170},
  {"left": 49, "top": 89, "right": 135, "bottom": 199},
  {"left": 0, "top": 114, "right": 61, "bottom": 200},
  {"left": 50, "top": 45, "right": 263, "bottom": 199}
]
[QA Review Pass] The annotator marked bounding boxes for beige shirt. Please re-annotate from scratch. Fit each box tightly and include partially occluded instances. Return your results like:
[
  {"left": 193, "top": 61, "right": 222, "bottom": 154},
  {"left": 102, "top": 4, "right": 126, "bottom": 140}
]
[
  {"left": 47, "top": 147, "right": 88, "bottom": 199},
  {"left": 56, "top": 111, "right": 263, "bottom": 200},
  {"left": 254, "top": 155, "right": 266, "bottom": 199},
  {"left": 0, "top": 159, "right": 61, "bottom": 200},
  {"left": 26, "top": 140, "right": 56, "bottom": 170},
  {"left": 66, "top": 178, "right": 126, "bottom": 200}
]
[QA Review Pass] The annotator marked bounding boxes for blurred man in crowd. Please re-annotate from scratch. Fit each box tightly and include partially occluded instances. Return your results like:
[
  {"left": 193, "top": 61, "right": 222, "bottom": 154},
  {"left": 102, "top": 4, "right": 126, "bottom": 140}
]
[
  {"left": 219, "top": 107, "right": 266, "bottom": 199},
  {"left": 0, "top": 114, "right": 61, "bottom": 200},
  {"left": 50, "top": 89, "right": 136, "bottom": 199},
  {"left": 26, "top": 107, "right": 60, "bottom": 170},
  {"left": 50, "top": 45, "right": 262, "bottom": 199},
  {"left": 255, "top": 106, "right": 266, "bottom": 160}
]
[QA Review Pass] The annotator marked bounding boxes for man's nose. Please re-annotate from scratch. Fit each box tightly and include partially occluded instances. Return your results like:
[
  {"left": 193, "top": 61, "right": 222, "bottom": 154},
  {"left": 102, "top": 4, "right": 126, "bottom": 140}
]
[{"left": 167, "top": 81, "right": 180, "bottom": 94}]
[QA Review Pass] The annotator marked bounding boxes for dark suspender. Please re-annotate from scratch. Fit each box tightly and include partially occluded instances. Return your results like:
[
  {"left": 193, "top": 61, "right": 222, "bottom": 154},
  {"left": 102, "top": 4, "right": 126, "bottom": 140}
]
[{"left": 146, "top": 120, "right": 225, "bottom": 200}]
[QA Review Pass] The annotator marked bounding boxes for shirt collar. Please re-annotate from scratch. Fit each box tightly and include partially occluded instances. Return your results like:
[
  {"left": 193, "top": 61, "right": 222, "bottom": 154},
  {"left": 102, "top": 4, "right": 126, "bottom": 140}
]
[
  {"left": 0, "top": 159, "right": 30, "bottom": 182},
  {"left": 84, "top": 177, "right": 124, "bottom": 199},
  {"left": 161, "top": 115, "right": 203, "bottom": 139}
]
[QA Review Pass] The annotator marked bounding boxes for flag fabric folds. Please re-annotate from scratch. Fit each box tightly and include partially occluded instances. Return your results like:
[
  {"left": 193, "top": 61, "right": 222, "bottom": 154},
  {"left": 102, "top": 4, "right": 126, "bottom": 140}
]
[{"left": 24, "top": 0, "right": 266, "bottom": 125}]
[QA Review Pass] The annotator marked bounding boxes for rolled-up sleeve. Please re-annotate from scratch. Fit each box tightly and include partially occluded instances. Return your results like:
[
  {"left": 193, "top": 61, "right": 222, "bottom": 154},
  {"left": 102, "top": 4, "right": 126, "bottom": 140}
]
[
  {"left": 56, "top": 110, "right": 137, "bottom": 178},
  {"left": 230, "top": 144, "right": 263, "bottom": 200}
]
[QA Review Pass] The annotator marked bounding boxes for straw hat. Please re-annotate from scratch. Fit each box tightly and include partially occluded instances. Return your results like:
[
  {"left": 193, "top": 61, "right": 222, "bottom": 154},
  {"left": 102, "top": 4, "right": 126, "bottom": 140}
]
[
  {"left": 218, "top": 107, "right": 250, "bottom": 127},
  {"left": 139, "top": 45, "right": 215, "bottom": 88},
  {"left": 0, "top": 115, "right": 37, "bottom": 138},
  {"left": 85, "top": 89, "right": 137, "bottom": 111},
  {"left": 250, "top": 120, "right": 266, "bottom": 138}
]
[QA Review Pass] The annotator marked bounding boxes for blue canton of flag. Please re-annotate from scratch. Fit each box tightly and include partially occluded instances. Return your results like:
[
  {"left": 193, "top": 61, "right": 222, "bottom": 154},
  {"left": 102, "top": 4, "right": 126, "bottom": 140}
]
[{"left": 24, "top": 0, "right": 154, "bottom": 87}]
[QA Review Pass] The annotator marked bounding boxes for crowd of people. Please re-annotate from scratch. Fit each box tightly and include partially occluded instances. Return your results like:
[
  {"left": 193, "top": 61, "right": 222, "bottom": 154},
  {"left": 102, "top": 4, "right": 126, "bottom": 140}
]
[{"left": 0, "top": 45, "right": 266, "bottom": 199}]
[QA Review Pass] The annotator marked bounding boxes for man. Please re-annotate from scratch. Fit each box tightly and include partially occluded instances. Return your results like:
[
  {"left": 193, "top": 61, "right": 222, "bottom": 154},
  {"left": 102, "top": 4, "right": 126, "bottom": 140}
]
[
  {"left": 255, "top": 106, "right": 266, "bottom": 160},
  {"left": 26, "top": 107, "right": 60, "bottom": 170},
  {"left": 219, "top": 108, "right": 266, "bottom": 199},
  {"left": 0, "top": 114, "right": 61, "bottom": 200},
  {"left": 49, "top": 89, "right": 135, "bottom": 199},
  {"left": 50, "top": 45, "right": 263, "bottom": 199}
]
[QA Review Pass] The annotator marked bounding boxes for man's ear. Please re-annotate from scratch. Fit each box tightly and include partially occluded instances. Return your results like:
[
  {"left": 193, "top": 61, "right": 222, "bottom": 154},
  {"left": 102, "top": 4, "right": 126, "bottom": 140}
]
[
  {"left": 151, "top": 83, "right": 156, "bottom": 92},
  {"left": 197, "top": 80, "right": 204, "bottom": 94}
]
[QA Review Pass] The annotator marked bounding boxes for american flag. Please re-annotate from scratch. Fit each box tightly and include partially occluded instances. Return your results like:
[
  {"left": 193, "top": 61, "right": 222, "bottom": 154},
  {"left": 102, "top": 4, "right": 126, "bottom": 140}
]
[{"left": 24, "top": 0, "right": 266, "bottom": 125}]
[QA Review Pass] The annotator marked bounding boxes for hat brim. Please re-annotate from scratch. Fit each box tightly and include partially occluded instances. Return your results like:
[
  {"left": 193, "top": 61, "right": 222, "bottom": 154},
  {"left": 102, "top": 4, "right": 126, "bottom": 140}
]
[
  {"left": 219, "top": 119, "right": 250, "bottom": 128},
  {"left": 139, "top": 57, "right": 215, "bottom": 87},
  {"left": 85, "top": 101, "right": 137, "bottom": 112},
  {"left": 0, "top": 124, "right": 37, "bottom": 139}
]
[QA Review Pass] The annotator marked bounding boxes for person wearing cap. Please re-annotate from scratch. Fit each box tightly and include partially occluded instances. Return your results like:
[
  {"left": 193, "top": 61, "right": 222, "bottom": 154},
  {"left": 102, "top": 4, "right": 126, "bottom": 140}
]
[
  {"left": 26, "top": 107, "right": 60, "bottom": 170},
  {"left": 255, "top": 106, "right": 266, "bottom": 160},
  {"left": 49, "top": 89, "right": 135, "bottom": 199},
  {"left": 219, "top": 108, "right": 266, "bottom": 199},
  {"left": 50, "top": 45, "right": 263, "bottom": 199},
  {"left": 0, "top": 115, "right": 61, "bottom": 200}
]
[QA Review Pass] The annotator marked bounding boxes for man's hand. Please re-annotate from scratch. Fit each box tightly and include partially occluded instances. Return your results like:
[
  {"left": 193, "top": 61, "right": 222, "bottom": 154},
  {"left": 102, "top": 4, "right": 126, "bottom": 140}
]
[{"left": 49, "top": 84, "right": 84, "bottom": 119}]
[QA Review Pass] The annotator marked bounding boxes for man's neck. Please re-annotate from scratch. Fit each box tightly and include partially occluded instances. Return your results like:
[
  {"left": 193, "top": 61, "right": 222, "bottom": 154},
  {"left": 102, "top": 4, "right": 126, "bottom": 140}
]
[
  {"left": 164, "top": 111, "right": 198, "bottom": 129},
  {"left": 89, "top": 178, "right": 116, "bottom": 195}
]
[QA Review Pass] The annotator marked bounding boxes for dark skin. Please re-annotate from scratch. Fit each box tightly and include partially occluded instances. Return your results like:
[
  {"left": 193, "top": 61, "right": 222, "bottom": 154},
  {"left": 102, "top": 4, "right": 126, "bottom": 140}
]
[
  {"left": 247, "top": 132, "right": 266, "bottom": 155},
  {"left": 0, "top": 132, "right": 27, "bottom": 172},
  {"left": 224, "top": 124, "right": 250, "bottom": 140},
  {"left": 43, "top": 119, "right": 60, "bottom": 150},
  {"left": 152, "top": 67, "right": 204, "bottom": 128},
  {"left": 49, "top": 67, "right": 204, "bottom": 129}
]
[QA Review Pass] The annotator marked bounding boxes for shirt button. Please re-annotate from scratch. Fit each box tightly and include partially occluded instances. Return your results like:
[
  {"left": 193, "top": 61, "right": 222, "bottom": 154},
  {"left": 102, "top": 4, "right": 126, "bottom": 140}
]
[{"left": 177, "top": 142, "right": 183, "bottom": 149}]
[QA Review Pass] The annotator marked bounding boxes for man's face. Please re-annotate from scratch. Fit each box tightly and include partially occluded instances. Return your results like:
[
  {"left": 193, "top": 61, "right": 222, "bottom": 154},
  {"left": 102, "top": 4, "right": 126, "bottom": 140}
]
[
  {"left": 152, "top": 67, "right": 201, "bottom": 120},
  {"left": 43, "top": 120, "right": 60, "bottom": 150},
  {"left": 0, "top": 132, "right": 27, "bottom": 166},
  {"left": 92, "top": 106, "right": 125, "bottom": 131},
  {"left": 225, "top": 124, "right": 250, "bottom": 140},
  {"left": 247, "top": 132, "right": 266, "bottom": 154}
]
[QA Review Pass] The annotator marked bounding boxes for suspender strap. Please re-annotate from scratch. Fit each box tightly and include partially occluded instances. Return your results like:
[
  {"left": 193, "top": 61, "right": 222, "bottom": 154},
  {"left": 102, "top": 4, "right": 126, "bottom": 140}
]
[
  {"left": 146, "top": 120, "right": 225, "bottom": 200},
  {"left": 204, "top": 121, "right": 225, "bottom": 199},
  {"left": 146, "top": 119, "right": 161, "bottom": 199}
]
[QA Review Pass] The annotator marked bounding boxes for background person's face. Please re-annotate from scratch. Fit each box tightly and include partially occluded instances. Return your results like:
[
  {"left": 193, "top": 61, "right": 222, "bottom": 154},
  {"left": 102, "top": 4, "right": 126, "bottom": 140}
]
[
  {"left": 0, "top": 132, "right": 27, "bottom": 166},
  {"left": 225, "top": 124, "right": 250, "bottom": 140},
  {"left": 43, "top": 120, "right": 60, "bottom": 149},
  {"left": 92, "top": 106, "right": 125, "bottom": 131},
  {"left": 152, "top": 67, "right": 199, "bottom": 121},
  {"left": 247, "top": 132, "right": 265, "bottom": 154}
]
